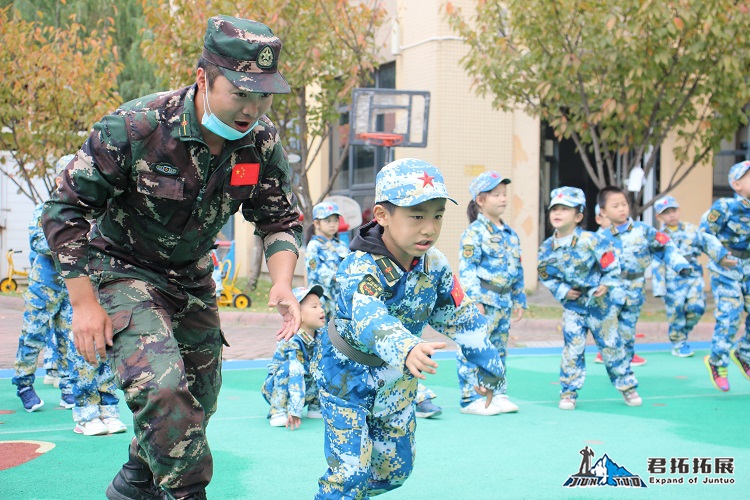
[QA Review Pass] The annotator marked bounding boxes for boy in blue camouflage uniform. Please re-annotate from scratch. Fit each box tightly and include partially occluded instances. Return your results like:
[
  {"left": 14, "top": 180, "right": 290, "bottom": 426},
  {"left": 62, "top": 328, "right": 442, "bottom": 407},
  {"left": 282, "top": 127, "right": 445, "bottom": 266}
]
[
  {"left": 596, "top": 186, "right": 691, "bottom": 367},
  {"left": 651, "top": 195, "right": 732, "bottom": 358},
  {"left": 700, "top": 160, "right": 750, "bottom": 392},
  {"left": 42, "top": 16, "right": 302, "bottom": 500},
  {"left": 263, "top": 285, "right": 326, "bottom": 429},
  {"left": 538, "top": 187, "right": 641, "bottom": 410},
  {"left": 458, "top": 171, "right": 526, "bottom": 415},
  {"left": 314, "top": 158, "right": 505, "bottom": 498},
  {"left": 12, "top": 157, "right": 77, "bottom": 412},
  {"left": 306, "top": 202, "right": 350, "bottom": 319}
]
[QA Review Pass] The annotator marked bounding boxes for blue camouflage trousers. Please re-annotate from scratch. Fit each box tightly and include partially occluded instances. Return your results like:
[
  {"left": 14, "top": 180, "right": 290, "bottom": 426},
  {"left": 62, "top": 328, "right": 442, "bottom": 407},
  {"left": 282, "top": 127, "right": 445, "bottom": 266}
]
[
  {"left": 316, "top": 387, "right": 416, "bottom": 499},
  {"left": 97, "top": 278, "right": 223, "bottom": 495},
  {"left": 66, "top": 341, "right": 120, "bottom": 424},
  {"left": 262, "top": 360, "right": 318, "bottom": 418},
  {"left": 662, "top": 275, "right": 706, "bottom": 350},
  {"left": 12, "top": 280, "right": 73, "bottom": 395},
  {"left": 707, "top": 273, "right": 750, "bottom": 367},
  {"left": 617, "top": 301, "right": 643, "bottom": 359},
  {"left": 560, "top": 299, "right": 637, "bottom": 399},
  {"left": 414, "top": 382, "right": 436, "bottom": 405},
  {"left": 456, "top": 304, "right": 509, "bottom": 406}
]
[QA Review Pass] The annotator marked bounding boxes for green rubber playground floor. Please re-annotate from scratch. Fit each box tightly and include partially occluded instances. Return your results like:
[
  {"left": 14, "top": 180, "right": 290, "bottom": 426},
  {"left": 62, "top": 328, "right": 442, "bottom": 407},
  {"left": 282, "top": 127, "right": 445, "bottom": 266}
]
[{"left": 1, "top": 349, "right": 749, "bottom": 499}]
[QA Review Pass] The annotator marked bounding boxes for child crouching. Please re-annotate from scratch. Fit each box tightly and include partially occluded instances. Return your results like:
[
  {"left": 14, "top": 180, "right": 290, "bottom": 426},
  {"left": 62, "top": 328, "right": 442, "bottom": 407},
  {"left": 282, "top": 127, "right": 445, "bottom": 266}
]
[{"left": 537, "top": 187, "right": 641, "bottom": 410}]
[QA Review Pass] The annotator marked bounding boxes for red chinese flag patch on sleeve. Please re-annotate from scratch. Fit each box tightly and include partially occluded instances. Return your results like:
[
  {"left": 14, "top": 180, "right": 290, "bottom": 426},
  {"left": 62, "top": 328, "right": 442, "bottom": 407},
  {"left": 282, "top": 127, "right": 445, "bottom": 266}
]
[
  {"left": 655, "top": 231, "right": 670, "bottom": 245},
  {"left": 600, "top": 251, "right": 615, "bottom": 269},
  {"left": 450, "top": 274, "right": 465, "bottom": 307},
  {"left": 230, "top": 163, "right": 260, "bottom": 186}
]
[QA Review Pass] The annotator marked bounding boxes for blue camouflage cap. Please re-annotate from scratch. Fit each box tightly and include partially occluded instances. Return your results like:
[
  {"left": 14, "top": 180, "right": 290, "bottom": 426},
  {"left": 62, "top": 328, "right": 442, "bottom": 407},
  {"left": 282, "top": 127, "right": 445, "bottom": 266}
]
[
  {"left": 654, "top": 195, "right": 679, "bottom": 214},
  {"left": 728, "top": 160, "right": 750, "bottom": 184},
  {"left": 312, "top": 202, "right": 341, "bottom": 220},
  {"left": 550, "top": 187, "right": 586, "bottom": 212},
  {"left": 55, "top": 154, "right": 75, "bottom": 177},
  {"left": 375, "top": 158, "right": 457, "bottom": 207},
  {"left": 292, "top": 284, "right": 324, "bottom": 304},
  {"left": 469, "top": 171, "right": 511, "bottom": 200}
]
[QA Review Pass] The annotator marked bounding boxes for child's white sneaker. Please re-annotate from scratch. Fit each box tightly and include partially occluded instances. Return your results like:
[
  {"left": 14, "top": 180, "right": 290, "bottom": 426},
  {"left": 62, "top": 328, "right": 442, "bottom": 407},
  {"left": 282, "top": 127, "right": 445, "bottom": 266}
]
[
  {"left": 269, "top": 413, "right": 288, "bottom": 427},
  {"left": 459, "top": 399, "right": 502, "bottom": 416},
  {"left": 558, "top": 397, "right": 576, "bottom": 411},
  {"left": 306, "top": 404, "right": 323, "bottom": 419},
  {"left": 623, "top": 389, "right": 642, "bottom": 407},
  {"left": 490, "top": 394, "right": 519, "bottom": 413},
  {"left": 74, "top": 418, "right": 109, "bottom": 436},
  {"left": 101, "top": 417, "right": 127, "bottom": 434}
]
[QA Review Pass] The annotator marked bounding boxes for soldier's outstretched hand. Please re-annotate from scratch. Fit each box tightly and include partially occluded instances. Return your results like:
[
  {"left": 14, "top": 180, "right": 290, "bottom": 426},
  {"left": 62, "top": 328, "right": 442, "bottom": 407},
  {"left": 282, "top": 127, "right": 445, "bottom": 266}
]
[
  {"left": 405, "top": 342, "right": 446, "bottom": 379},
  {"left": 268, "top": 284, "right": 300, "bottom": 341},
  {"left": 475, "top": 386, "right": 495, "bottom": 407}
]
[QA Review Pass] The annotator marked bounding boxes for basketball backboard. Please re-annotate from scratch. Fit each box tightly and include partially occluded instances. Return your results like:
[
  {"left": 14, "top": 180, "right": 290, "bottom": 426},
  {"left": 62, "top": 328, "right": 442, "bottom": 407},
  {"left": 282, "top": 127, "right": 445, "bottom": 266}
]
[{"left": 348, "top": 88, "right": 430, "bottom": 148}]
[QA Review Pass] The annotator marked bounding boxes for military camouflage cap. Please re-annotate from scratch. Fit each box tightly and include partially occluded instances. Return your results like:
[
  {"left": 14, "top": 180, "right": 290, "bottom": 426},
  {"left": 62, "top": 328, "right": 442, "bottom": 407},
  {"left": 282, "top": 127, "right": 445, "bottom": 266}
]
[
  {"left": 312, "top": 202, "right": 341, "bottom": 220},
  {"left": 549, "top": 186, "right": 586, "bottom": 212},
  {"left": 293, "top": 284, "right": 324, "bottom": 304},
  {"left": 469, "top": 171, "right": 511, "bottom": 200},
  {"left": 654, "top": 195, "right": 679, "bottom": 214},
  {"left": 375, "top": 158, "right": 457, "bottom": 207},
  {"left": 203, "top": 15, "right": 290, "bottom": 94},
  {"left": 728, "top": 160, "right": 750, "bottom": 184},
  {"left": 55, "top": 154, "right": 75, "bottom": 177}
]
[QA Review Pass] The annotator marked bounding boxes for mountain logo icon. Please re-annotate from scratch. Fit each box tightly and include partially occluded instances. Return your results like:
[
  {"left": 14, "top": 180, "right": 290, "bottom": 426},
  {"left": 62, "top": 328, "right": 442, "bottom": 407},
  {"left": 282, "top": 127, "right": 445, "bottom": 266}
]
[{"left": 563, "top": 446, "right": 647, "bottom": 488}]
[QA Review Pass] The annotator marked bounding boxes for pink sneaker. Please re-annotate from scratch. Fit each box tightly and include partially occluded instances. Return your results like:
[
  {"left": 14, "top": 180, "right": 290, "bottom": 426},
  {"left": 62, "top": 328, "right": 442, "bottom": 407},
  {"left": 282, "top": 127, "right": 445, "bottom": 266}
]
[
  {"left": 631, "top": 354, "right": 647, "bottom": 367},
  {"left": 730, "top": 349, "right": 750, "bottom": 381},
  {"left": 705, "top": 355, "right": 729, "bottom": 392},
  {"left": 594, "top": 353, "right": 604, "bottom": 364}
]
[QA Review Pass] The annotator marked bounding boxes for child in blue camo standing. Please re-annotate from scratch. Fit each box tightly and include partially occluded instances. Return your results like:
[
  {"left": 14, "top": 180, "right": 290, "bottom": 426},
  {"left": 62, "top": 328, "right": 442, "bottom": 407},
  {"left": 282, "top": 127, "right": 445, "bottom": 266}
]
[
  {"left": 651, "top": 195, "right": 733, "bottom": 358},
  {"left": 700, "top": 160, "right": 750, "bottom": 392},
  {"left": 596, "top": 185, "right": 691, "bottom": 367},
  {"left": 305, "top": 202, "right": 350, "bottom": 319},
  {"left": 314, "top": 158, "right": 505, "bottom": 497},
  {"left": 538, "top": 187, "right": 641, "bottom": 410},
  {"left": 457, "top": 171, "right": 526, "bottom": 415},
  {"left": 263, "top": 285, "right": 326, "bottom": 429}
]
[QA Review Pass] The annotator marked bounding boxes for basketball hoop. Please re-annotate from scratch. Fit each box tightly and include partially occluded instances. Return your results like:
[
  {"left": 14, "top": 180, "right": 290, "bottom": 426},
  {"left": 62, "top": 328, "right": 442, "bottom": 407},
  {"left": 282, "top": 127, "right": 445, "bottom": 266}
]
[{"left": 357, "top": 133, "right": 405, "bottom": 148}]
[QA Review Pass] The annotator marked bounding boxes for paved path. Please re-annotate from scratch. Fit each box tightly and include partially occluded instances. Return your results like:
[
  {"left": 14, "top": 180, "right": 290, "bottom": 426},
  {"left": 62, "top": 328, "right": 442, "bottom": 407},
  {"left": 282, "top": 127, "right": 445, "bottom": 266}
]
[{"left": 0, "top": 286, "right": 718, "bottom": 370}]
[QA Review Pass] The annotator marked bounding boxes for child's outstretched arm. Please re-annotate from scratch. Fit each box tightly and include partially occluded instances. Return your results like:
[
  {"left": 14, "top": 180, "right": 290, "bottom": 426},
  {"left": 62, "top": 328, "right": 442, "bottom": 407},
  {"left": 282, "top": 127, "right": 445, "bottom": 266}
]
[{"left": 405, "top": 342, "right": 446, "bottom": 379}]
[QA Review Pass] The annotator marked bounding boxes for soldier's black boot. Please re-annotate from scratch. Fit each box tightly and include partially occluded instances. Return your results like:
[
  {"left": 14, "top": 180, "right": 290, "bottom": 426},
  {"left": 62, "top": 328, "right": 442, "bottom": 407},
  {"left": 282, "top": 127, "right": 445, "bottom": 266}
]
[{"left": 105, "top": 458, "right": 163, "bottom": 500}]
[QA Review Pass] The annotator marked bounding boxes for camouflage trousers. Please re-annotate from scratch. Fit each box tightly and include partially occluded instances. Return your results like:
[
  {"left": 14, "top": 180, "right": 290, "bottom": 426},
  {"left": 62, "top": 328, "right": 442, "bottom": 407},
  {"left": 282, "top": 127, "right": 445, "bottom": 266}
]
[
  {"left": 707, "top": 273, "right": 750, "bottom": 367},
  {"left": 98, "top": 278, "right": 223, "bottom": 495},
  {"left": 67, "top": 342, "right": 120, "bottom": 424},
  {"left": 262, "top": 360, "right": 318, "bottom": 418},
  {"left": 617, "top": 300, "right": 644, "bottom": 359},
  {"left": 661, "top": 275, "right": 706, "bottom": 350},
  {"left": 316, "top": 387, "right": 416, "bottom": 499},
  {"left": 456, "top": 304, "right": 509, "bottom": 406},
  {"left": 560, "top": 299, "right": 638, "bottom": 399},
  {"left": 12, "top": 280, "right": 73, "bottom": 394},
  {"left": 414, "top": 382, "right": 436, "bottom": 405}
]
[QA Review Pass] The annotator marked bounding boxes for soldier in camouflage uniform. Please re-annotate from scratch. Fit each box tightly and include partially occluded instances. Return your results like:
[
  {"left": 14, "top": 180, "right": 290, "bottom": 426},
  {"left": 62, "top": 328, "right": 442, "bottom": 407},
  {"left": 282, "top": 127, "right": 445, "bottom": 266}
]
[
  {"left": 42, "top": 16, "right": 302, "bottom": 500},
  {"left": 538, "top": 187, "right": 640, "bottom": 410},
  {"left": 700, "top": 160, "right": 750, "bottom": 392},
  {"left": 262, "top": 285, "right": 326, "bottom": 429},
  {"left": 306, "top": 202, "right": 350, "bottom": 319},
  {"left": 12, "top": 160, "right": 76, "bottom": 412},
  {"left": 458, "top": 171, "right": 526, "bottom": 415},
  {"left": 596, "top": 186, "right": 690, "bottom": 367},
  {"left": 314, "top": 158, "right": 505, "bottom": 498},
  {"left": 650, "top": 195, "right": 732, "bottom": 358}
]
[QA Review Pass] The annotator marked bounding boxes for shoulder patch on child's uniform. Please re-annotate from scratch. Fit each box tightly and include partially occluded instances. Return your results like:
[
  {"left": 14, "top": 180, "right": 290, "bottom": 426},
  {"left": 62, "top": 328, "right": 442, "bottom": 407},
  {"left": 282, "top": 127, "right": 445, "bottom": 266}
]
[
  {"left": 655, "top": 231, "right": 670, "bottom": 245},
  {"left": 462, "top": 245, "right": 474, "bottom": 259},
  {"left": 600, "top": 251, "right": 615, "bottom": 269},
  {"left": 308, "top": 259, "right": 317, "bottom": 270},
  {"left": 538, "top": 263, "right": 549, "bottom": 280},
  {"left": 707, "top": 209, "right": 721, "bottom": 223},
  {"left": 450, "top": 274, "right": 465, "bottom": 307},
  {"left": 296, "top": 350, "right": 305, "bottom": 364},
  {"left": 375, "top": 257, "right": 400, "bottom": 283},
  {"left": 357, "top": 275, "right": 384, "bottom": 297}
]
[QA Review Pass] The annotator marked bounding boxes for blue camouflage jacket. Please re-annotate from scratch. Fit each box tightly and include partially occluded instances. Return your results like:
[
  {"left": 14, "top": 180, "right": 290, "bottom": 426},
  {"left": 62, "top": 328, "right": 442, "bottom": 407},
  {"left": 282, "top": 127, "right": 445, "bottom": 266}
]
[
  {"left": 537, "top": 227, "right": 623, "bottom": 314},
  {"left": 700, "top": 195, "right": 750, "bottom": 281},
  {"left": 459, "top": 213, "right": 527, "bottom": 310},
  {"left": 28, "top": 203, "right": 65, "bottom": 293},
  {"left": 305, "top": 235, "right": 349, "bottom": 299},
  {"left": 650, "top": 221, "right": 728, "bottom": 295}
]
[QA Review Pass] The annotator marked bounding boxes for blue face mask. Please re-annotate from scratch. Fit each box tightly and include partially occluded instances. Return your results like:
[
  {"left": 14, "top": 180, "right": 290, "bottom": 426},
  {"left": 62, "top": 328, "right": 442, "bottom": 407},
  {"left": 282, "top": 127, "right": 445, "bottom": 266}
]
[{"left": 201, "top": 83, "right": 258, "bottom": 141}]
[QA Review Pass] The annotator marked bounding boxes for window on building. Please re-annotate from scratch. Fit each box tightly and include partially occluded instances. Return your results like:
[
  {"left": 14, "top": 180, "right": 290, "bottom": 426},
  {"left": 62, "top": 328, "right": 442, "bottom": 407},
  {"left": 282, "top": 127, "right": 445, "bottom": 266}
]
[{"left": 714, "top": 125, "right": 749, "bottom": 201}]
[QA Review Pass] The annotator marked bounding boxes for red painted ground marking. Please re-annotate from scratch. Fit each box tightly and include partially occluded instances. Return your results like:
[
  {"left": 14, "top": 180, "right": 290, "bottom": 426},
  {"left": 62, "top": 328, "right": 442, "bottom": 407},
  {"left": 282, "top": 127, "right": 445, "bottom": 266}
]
[
  {"left": 0, "top": 441, "right": 56, "bottom": 470},
  {"left": 635, "top": 333, "right": 645, "bottom": 338},
  {"left": 0, "top": 410, "right": 14, "bottom": 414},
  {"left": 652, "top": 403, "right": 667, "bottom": 406}
]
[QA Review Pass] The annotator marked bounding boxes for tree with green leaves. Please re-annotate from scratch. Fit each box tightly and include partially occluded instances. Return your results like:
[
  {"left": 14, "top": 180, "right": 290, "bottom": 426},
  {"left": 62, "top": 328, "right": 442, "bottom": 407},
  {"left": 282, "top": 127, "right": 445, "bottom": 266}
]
[
  {"left": 446, "top": 0, "right": 750, "bottom": 213},
  {"left": 0, "top": 5, "right": 122, "bottom": 203},
  {"left": 141, "top": 0, "right": 387, "bottom": 221}
]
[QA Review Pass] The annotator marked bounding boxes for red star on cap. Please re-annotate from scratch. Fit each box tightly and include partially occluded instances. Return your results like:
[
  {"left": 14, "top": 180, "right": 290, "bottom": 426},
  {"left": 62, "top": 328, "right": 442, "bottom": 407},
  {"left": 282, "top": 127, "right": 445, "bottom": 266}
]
[{"left": 418, "top": 171, "right": 434, "bottom": 188}]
